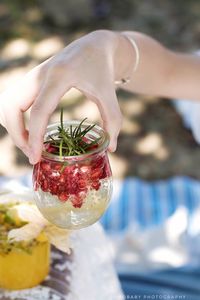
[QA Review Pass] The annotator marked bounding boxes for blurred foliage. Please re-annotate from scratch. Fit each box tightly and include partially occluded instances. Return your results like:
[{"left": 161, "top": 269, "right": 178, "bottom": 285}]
[
  {"left": 0, "top": 0, "right": 200, "bottom": 49},
  {"left": 0, "top": 0, "right": 41, "bottom": 43}
]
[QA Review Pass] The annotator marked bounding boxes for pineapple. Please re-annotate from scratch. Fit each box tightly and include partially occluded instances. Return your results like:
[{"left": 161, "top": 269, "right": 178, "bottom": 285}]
[{"left": 0, "top": 202, "right": 50, "bottom": 290}]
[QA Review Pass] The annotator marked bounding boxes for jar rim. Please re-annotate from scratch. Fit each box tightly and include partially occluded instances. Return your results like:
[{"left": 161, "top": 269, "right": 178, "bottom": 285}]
[{"left": 42, "top": 120, "right": 110, "bottom": 162}]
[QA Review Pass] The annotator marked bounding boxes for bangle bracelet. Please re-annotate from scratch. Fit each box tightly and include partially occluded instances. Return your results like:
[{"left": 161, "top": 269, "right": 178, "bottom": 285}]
[{"left": 115, "top": 33, "right": 140, "bottom": 85}]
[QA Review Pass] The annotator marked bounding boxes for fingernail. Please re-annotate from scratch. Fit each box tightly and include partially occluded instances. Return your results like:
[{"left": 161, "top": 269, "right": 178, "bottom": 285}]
[
  {"left": 29, "top": 157, "right": 35, "bottom": 165},
  {"left": 108, "top": 144, "right": 116, "bottom": 152}
]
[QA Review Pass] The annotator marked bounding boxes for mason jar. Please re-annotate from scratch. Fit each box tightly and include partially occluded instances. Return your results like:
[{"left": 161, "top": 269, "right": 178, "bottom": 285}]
[{"left": 32, "top": 121, "right": 112, "bottom": 229}]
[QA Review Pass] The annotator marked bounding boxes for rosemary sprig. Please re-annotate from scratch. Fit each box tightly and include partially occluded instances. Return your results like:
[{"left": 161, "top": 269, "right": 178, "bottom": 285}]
[
  {"left": 60, "top": 108, "right": 64, "bottom": 130},
  {"left": 59, "top": 139, "right": 63, "bottom": 157},
  {"left": 46, "top": 109, "right": 101, "bottom": 157}
]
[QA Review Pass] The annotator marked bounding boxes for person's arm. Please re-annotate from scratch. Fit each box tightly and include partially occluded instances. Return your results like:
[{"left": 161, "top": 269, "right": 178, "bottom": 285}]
[
  {"left": 117, "top": 31, "right": 200, "bottom": 100},
  {"left": 0, "top": 30, "right": 200, "bottom": 164}
]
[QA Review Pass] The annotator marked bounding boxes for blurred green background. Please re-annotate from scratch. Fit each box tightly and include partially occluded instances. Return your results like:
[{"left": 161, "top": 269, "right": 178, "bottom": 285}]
[{"left": 0, "top": 0, "right": 200, "bottom": 179}]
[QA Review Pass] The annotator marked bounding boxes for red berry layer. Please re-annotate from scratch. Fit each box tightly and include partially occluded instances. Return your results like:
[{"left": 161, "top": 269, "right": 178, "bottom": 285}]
[{"left": 33, "top": 153, "right": 111, "bottom": 208}]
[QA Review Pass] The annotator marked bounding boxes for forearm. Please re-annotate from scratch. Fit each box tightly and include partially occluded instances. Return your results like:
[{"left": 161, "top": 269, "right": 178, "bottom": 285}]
[{"left": 115, "top": 31, "right": 200, "bottom": 100}]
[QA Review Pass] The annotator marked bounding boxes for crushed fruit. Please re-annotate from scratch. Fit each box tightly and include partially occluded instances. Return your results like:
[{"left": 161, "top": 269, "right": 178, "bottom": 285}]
[{"left": 33, "top": 151, "right": 111, "bottom": 208}]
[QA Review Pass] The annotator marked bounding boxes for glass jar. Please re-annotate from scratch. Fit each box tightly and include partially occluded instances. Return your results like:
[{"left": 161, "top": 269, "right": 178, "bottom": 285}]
[{"left": 33, "top": 121, "right": 112, "bottom": 229}]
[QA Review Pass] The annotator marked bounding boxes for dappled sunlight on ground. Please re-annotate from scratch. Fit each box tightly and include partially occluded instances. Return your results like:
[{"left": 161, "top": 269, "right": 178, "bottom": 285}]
[
  {"left": 32, "top": 36, "right": 64, "bottom": 60},
  {"left": 1, "top": 38, "right": 30, "bottom": 60},
  {"left": 0, "top": 64, "right": 34, "bottom": 89},
  {"left": 121, "top": 97, "right": 146, "bottom": 117},
  {"left": 135, "top": 132, "right": 169, "bottom": 160},
  {"left": 109, "top": 152, "right": 128, "bottom": 178},
  {"left": 121, "top": 118, "right": 141, "bottom": 135},
  {"left": 0, "top": 36, "right": 64, "bottom": 63}
]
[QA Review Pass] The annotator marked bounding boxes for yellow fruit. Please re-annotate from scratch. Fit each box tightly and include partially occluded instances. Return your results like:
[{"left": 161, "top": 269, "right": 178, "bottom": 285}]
[
  {"left": 0, "top": 236, "right": 50, "bottom": 290},
  {"left": 6, "top": 208, "right": 22, "bottom": 227}
]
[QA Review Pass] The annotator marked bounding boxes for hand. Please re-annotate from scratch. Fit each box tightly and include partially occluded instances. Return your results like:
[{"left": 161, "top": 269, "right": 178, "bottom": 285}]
[{"left": 0, "top": 30, "right": 127, "bottom": 164}]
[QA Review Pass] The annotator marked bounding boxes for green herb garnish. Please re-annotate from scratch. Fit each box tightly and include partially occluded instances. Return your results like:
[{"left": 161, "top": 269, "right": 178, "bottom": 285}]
[{"left": 47, "top": 109, "right": 101, "bottom": 157}]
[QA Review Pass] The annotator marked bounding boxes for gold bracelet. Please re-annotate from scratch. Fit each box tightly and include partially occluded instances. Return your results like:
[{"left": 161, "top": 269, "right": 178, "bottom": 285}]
[{"left": 115, "top": 33, "right": 140, "bottom": 85}]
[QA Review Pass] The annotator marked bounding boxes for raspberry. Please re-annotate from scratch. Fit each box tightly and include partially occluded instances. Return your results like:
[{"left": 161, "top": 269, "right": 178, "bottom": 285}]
[
  {"left": 41, "top": 162, "right": 51, "bottom": 172},
  {"left": 91, "top": 181, "right": 101, "bottom": 191},
  {"left": 59, "top": 192, "right": 69, "bottom": 202},
  {"left": 49, "top": 183, "right": 58, "bottom": 195},
  {"left": 71, "top": 195, "right": 84, "bottom": 208},
  {"left": 91, "top": 168, "right": 103, "bottom": 180},
  {"left": 41, "top": 179, "right": 48, "bottom": 192},
  {"left": 78, "top": 179, "right": 87, "bottom": 191},
  {"left": 92, "top": 156, "right": 104, "bottom": 169}
]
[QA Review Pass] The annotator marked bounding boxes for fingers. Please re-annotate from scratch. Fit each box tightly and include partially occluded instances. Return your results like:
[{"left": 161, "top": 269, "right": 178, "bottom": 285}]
[
  {"left": 28, "top": 71, "right": 71, "bottom": 164},
  {"left": 84, "top": 87, "right": 122, "bottom": 152}
]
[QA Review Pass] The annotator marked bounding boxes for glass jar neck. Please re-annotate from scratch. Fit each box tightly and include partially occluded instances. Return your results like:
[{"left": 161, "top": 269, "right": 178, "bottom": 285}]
[{"left": 42, "top": 120, "right": 110, "bottom": 162}]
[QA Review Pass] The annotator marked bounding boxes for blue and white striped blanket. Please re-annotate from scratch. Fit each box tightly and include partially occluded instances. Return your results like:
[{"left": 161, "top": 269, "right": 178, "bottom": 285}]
[{"left": 101, "top": 176, "right": 200, "bottom": 232}]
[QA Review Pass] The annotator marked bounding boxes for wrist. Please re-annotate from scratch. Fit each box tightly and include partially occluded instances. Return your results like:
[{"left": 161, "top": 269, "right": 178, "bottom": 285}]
[{"left": 114, "top": 31, "right": 139, "bottom": 84}]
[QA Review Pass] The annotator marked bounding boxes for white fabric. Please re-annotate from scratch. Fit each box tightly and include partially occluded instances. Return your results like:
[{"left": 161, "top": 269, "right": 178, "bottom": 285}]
[
  {"left": 110, "top": 206, "right": 200, "bottom": 274},
  {"left": 68, "top": 223, "right": 124, "bottom": 300}
]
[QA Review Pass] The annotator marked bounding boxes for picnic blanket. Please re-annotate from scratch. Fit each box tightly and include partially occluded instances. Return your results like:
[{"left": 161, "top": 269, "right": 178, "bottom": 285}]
[
  {"left": 101, "top": 176, "right": 200, "bottom": 300},
  {"left": 100, "top": 177, "right": 200, "bottom": 272}
]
